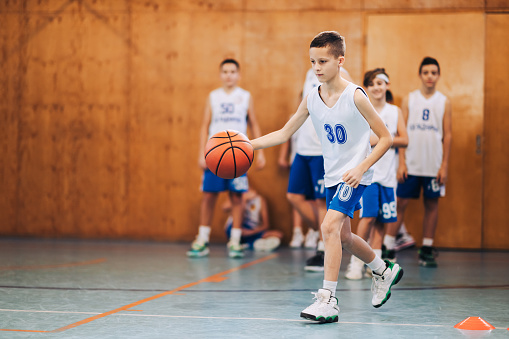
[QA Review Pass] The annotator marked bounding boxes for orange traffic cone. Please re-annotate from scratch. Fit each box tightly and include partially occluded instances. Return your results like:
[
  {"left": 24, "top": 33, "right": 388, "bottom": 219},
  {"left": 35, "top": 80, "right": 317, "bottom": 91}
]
[{"left": 454, "top": 317, "right": 495, "bottom": 331}]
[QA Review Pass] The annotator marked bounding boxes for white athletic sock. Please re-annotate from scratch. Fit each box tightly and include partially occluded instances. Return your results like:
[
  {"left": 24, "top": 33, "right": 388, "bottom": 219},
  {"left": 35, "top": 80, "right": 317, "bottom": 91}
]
[
  {"left": 400, "top": 222, "right": 408, "bottom": 234},
  {"left": 384, "top": 235, "right": 396, "bottom": 250},
  {"left": 317, "top": 240, "right": 325, "bottom": 252},
  {"left": 422, "top": 238, "right": 434, "bottom": 247},
  {"left": 229, "top": 228, "right": 242, "bottom": 245},
  {"left": 198, "top": 225, "right": 211, "bottom": 242},
  {"left": 367, "top": 256, "right": 386, "bottom": 275},
  {"left": 373, "top": 249, "right": 382, "bottom": 259},
  {"left": 293, "top": 227, "right": 303, "bottom": 234},
  {"left": 323, "top": 280, "right": 338, "bottom": 297}
]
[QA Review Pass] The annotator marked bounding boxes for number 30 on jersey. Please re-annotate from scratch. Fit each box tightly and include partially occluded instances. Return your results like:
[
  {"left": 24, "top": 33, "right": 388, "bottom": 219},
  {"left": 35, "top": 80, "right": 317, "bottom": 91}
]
[{"left": 324, "top": 123, "right": 347, "bottom": 144}]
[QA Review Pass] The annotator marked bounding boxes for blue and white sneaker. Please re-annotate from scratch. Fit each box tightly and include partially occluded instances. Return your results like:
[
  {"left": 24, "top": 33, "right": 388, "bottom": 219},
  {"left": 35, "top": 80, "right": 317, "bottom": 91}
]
[{"left": 300, "top": 289, "right": 339, "bottom": 323}]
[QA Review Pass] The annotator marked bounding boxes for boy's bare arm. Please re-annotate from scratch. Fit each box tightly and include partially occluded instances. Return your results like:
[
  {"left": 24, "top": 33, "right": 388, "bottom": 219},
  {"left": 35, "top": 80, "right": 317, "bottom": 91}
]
[
  {"left": 393, "top": 107, "right": 409, "bottom": 148},
  {"left": 246, "top": 97, "right": 266, "bottom": 169},
  {"left": 438, "top": 97, "right": 452, "bottom": 184},
  {"left": 251, "top": 98, "right": 309, "bottom": 150},
  {"left": 198, "top": 99, "right": 212, "bottom": 169}
]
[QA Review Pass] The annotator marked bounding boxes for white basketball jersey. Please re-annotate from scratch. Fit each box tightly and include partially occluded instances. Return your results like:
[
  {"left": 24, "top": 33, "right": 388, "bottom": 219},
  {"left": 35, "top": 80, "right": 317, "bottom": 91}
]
[
  {"left": 371, "top": 103, "right": 399, "bottom": 188},
  {"left": 295, "top": 69, "right": 323, "bottom": 156},
  {"left": 208, "top": 87, "right": 250, "bottom": 138},
  {"left": 307, "top": 83, "right": 373, "bottom": 188},
  {"left": 405, "top": 90, "right": 447, "bottom": 176},
  {"left": 224, "top": 195, "right": 262, "bottom": 230},
  {"left": 243, "top": 195, "right": 262, "bottom": 229}
]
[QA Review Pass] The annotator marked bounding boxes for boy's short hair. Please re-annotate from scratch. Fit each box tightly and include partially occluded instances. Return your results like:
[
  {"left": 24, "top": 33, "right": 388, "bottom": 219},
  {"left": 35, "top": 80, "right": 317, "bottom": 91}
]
[
  {"left": 220, "top": 58, "right": 240, "bottom": 70},
  {"left": 419, "top": 57, "right": 440, "bottom": 75},
  {"left": 310, "top": 31, "right": 346, "bottom": 59}
]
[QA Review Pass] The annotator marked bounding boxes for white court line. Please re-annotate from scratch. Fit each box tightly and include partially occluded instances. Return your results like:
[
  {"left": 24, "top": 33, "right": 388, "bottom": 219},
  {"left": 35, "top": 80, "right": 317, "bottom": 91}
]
[{"left": 0, "top": 308, "right": 505, "bottom": 330}]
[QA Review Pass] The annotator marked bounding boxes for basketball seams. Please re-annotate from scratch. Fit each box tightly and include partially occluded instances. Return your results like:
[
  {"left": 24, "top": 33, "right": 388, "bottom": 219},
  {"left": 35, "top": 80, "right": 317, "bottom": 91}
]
[
  {"left": 226, "top": 130, "right": 237, "bottom": 178},
  {"left": 204, "top": 129, "right": 253, "bottom": 179}
]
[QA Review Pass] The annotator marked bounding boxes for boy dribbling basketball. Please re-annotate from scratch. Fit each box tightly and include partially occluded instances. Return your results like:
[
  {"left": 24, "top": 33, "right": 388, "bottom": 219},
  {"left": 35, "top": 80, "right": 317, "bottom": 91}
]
[
  {"left": 187, "top": 59, "right": 266, "bottom": 259},
  {"left": 250, "top": 31, "right": 403, "bottom": 322}
]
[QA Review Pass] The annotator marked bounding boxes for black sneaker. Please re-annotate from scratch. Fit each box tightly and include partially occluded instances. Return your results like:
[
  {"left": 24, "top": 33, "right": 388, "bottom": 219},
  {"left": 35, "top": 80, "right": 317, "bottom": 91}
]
[
  {"left": 305, "top": 251, "right": 324, "bottom": 272},
  {"left": 381, "top": 245, "right": 396, "bottom": 262},
  {"left": 418, "top": 246, "right": 438, "bottom": 267}
]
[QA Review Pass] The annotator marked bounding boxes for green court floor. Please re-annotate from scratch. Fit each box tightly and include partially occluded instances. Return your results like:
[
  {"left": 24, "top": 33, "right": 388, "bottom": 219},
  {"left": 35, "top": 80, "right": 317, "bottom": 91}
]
[{"left": 1, "top": 238, "right": 508, "bottom": 338}]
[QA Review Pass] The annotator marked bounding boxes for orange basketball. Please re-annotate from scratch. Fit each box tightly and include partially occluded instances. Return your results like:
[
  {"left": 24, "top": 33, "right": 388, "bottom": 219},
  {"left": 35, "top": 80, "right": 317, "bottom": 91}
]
[{"left": 204, "top": 130, "right": 254, "bottom": 179}]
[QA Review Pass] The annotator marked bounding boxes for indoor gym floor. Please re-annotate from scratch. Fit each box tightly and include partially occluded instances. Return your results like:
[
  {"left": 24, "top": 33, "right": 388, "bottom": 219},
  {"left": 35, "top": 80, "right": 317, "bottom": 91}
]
[{"left": 0, "top": 238, "right": 508, "bottom": 338}]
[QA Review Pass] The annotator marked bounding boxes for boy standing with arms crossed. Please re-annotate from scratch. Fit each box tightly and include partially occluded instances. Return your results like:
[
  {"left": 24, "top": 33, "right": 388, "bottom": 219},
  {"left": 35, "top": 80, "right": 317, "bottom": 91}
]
[{"left": 251, "top": 31, "right": 403, "bottom": 322}]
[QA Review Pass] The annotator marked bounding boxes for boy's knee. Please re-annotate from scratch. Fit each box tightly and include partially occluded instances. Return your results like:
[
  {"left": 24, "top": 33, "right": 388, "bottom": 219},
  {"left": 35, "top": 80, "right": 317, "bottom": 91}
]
[{"left": 320, "top": 221, "right": 339, "bottom": 237}]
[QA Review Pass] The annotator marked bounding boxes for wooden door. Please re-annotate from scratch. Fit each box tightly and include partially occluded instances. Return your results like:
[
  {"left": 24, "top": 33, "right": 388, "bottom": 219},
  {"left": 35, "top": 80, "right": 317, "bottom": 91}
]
[
  {"left": 365, "top": 13, "right": 485, "bottom": 249},
  {"left": 483, "top": 14, "right": 509, "bottom": 249}
]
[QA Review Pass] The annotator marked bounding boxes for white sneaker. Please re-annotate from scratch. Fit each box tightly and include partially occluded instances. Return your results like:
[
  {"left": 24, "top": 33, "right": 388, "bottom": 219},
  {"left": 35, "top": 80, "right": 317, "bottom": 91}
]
[
  {"left": 371, "top": 260, "right": 404, "bottom": 308},
  {"left": 227, "top": 242, "right": 244, "bottom": 259},
  {"left": 253, "top": 237, "right": 280, "bottom": 252},
  {"left": 186, "top": 237, "right": 209, "bottom": 257},
  {"left": 345, "top": 256, "right": 364, "bottom": 280},
  {"left": 394, "top": 231, "right": 416, "bottom": 252},
  {"left": 300, "top": 289, "right": 339, "bottom": 323},
  {"left": 304, "top": 230, "right": 319, "bottom": 249},
  {"left": 289, "top": 231, "right": 304, "bottom": 248}
]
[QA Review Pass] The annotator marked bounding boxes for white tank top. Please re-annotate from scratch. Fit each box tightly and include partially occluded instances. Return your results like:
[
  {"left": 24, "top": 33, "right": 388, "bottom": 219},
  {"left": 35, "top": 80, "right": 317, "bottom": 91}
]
[
  {"left": 307, "top": 83, "right": 373, "bottom": 188},
  {"left": 371, "top": 103, "right": 399, "bottom": 188},
  {"left": 405, "top": 90, "right": 446, "bottom": 176},
  {"left": 295, "top": 69, "right": 323, "bottom": 156},
  {"left": 208, "top": 87, "right": 250, "bottom": 138}
]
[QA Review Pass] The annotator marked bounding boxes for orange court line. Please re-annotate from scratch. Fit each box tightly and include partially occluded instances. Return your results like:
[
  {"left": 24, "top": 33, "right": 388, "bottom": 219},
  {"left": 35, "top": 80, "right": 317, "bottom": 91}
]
[
  {"left": 0, "top": 253, "right": 277, "bottom": 333},
  {"left": 0, "top": 258, "right": 107, "bottom": 271}
]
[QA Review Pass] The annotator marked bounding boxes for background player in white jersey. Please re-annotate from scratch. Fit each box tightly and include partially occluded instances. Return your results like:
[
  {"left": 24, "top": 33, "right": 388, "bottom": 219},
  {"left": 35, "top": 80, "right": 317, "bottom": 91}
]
[
  {"left": 385, "top": 57, "right": 452, "bottom": 267},
  {"left": 284, "top": 67, "right": 353, "bottom": 272},
  {"left": 251, "top": 31, "right": 403, "bottom": 322},
  {"left": 187, "top": 59, "right": 266, "bottom": 259},
  {"left": 345, "top": 68, "right": 408, "bottom": 280}
]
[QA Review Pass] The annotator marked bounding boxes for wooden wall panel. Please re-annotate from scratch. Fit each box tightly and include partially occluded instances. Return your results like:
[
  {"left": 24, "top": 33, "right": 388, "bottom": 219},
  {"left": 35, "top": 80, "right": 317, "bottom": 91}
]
[
  {"left": 0, "top": 14, "right": 21, "bottom": 235},
  {"left": 483, "top": 14, "right": 509, "bottom": 249},
  {"left": 0, "top": 1, "right": 506, "bottom": 249},
  {"left": 364, "top": 0, "right": 485, "bottom": 11},
  {"left": 366, "top": 13, "right": 485, "bottom": 249},
  {"left": 486, "top": 0, "right": 509, "bottom": 10},
  {"left": 128, "top": 10, "right": 246, "bottom": 241},
  {"left": 245, "top": 0, "right": 361, "bottom": 11},
  {"left": 12, "top": 3, "right": 129, "bottom": 238}
]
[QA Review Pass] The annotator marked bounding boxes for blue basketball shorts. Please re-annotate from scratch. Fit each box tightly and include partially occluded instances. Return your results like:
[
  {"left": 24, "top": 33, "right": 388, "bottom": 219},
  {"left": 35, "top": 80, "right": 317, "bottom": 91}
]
[
  {"left": 396, "top": 175, "right": 444, "bottom": 199},
  {"left": 360, "top": 183, "right": 397, "bottom": 223},
  {"left": 326, "top": 183, "right": 367, "bottom": 219},
  {"left": 201, "top": 169, "right": 249, "bottom": 193},
  {"left": 287, "top": 154, "right": 326, "bottom": 200}
]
